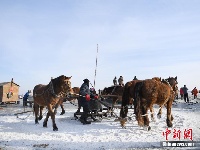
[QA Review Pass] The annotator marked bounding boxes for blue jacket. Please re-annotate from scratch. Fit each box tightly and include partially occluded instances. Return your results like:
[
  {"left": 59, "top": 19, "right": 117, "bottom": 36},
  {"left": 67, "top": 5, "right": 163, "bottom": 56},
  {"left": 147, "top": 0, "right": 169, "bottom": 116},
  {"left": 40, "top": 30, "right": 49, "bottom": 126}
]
[{"left": 23, "top": 92, "right": 29, "bottom": 101}]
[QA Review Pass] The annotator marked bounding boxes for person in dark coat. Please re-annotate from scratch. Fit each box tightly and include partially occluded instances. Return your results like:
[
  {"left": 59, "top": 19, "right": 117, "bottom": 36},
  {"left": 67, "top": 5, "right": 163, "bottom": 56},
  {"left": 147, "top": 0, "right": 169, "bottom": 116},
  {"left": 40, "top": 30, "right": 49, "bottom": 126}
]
[
  {"left": 23, "top": 90, "right": 31, "bottom": 106},
  {"left": 113, "top": 76, "right": 117, "bottom": 85},
  {"left": 79, "top": 79, "right": 92, "bottom": 124},
  {"left": 182, "top": 85, "right": 189, "bottom": 103},
  {"left": 118, "top": 76, "right": 124, "bottom": 86},
  {"left": 133, "top": 76, "right": 138, "bottom": 80}
]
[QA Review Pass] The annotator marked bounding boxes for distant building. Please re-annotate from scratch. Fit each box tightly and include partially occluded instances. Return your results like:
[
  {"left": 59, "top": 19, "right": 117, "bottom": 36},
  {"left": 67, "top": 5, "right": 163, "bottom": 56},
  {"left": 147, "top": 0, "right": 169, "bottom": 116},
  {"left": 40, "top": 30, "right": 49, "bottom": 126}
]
[{"left": 0, "top": 81, "right": 20, "bottom": 103}]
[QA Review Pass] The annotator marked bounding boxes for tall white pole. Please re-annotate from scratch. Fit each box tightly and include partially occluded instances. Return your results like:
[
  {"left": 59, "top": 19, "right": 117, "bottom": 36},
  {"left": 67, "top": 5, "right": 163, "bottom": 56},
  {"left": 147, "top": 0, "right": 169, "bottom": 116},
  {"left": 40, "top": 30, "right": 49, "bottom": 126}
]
[{"left": 94, "top": 44, "right": 98, "bottom": 88}]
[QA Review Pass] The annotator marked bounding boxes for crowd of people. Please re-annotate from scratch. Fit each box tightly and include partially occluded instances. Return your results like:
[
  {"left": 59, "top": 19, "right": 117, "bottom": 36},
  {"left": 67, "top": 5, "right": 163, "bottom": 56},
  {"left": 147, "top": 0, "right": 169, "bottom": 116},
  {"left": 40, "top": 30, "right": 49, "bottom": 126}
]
[
  {"left": 179, "top": 86, "right": 199, "bottom": 103},
  {"left": 113, "top": 76, "right": 124, "bottom": 86}
]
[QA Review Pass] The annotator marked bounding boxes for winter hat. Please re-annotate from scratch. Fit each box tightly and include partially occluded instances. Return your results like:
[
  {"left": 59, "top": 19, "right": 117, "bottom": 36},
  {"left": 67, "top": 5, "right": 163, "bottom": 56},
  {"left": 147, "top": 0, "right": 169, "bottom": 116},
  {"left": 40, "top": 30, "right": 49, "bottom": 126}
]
[{"left": 83, "top": 79, "right": 89, "bottom": 83}]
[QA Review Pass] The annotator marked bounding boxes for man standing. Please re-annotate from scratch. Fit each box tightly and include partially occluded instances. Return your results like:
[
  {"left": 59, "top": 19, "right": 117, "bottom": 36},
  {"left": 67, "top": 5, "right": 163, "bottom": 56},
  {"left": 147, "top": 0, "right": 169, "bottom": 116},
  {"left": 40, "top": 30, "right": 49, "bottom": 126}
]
[
  {"left": 118, "top": 76, "right": 124, "bottom": 86},
  {"left": 79, "top": 79, "right": 91, "bottom": 124},
  {"left": 182, "top": 85, "right": 189, "bottom": 103},
  {"left": 23, "top": 90, "right": 31, "bottom": 106},
  {"left": 113, "top": 76, "right": 117, "bottom": 85}
]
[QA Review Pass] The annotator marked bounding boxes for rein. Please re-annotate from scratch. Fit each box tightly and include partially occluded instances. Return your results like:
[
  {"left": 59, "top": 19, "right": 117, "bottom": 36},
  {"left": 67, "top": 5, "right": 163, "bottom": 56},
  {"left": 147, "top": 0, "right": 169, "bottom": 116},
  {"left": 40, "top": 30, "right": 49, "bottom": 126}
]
[{"left": 111, "top": 85, "right": 117, "bottom": 95}]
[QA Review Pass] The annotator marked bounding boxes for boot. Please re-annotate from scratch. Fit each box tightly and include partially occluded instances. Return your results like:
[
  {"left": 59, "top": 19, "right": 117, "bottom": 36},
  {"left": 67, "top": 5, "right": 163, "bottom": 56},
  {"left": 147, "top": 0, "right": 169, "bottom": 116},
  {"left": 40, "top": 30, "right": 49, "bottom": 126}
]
[
  {"left": 83, "top": 118, "right": 91, "bottom": 124},
  {"left": 80, "top": 113, "right": 91, "bottom": 125},
  {"left": 79, "top": 117, "right": 91, "bottom": 124}
]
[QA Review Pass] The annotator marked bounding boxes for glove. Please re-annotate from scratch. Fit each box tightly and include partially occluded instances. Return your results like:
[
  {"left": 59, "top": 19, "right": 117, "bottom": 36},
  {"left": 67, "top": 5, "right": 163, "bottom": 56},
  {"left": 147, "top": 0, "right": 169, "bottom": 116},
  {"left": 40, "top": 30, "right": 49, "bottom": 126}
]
[
  {"left": 94, "top": 95, "right": 98, "bottom": 100},
  {"left": 85, "top": 94, "right": 90, "bottom": 101}
]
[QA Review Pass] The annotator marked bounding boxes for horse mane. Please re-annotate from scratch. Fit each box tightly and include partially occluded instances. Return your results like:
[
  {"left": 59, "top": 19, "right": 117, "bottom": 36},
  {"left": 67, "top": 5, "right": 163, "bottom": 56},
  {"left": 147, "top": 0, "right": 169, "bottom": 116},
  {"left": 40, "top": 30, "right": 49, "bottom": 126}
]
[{"left": 152, "top": 77, "right": 161, "bottom": 82}]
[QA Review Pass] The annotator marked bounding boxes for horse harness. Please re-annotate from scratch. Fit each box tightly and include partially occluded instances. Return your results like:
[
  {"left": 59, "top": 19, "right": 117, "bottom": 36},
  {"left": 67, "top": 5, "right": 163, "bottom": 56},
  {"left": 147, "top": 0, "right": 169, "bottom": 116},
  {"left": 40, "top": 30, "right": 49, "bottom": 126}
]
[{"left": 34, "top": 80, "right": 68, "bottom": 98}]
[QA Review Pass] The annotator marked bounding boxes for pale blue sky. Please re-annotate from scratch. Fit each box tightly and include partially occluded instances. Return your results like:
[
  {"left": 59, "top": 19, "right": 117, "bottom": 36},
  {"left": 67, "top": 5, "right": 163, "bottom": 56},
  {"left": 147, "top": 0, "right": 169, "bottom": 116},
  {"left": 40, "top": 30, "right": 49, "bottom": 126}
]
[{"left": 0, "top": 0, "right": 200, "bottom": 94}]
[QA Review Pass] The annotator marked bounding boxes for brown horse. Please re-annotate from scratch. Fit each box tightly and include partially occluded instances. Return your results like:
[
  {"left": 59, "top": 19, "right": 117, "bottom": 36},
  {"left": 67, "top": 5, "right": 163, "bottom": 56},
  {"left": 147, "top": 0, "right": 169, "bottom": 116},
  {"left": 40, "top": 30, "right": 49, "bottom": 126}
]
[
  {"left": 120, "top": 77, "right": 177, "bottom": 122},
  {"left": 132, "top": 78, "right": 175, "bottom": 130},
  {"left": 166, "top": 76, "right": 178, "bottom": 97},
  {"left": 120, "top": 77, "right": 177, "bottom": 127},
  {"left": 33, "top": 75, "right": 72, "bottom": 131},
  {"left": 120, "top": 78, "right": 158, "bottom": 124},
  {"left": 101, "top": 85, "right": 124, "bottom": 106}
]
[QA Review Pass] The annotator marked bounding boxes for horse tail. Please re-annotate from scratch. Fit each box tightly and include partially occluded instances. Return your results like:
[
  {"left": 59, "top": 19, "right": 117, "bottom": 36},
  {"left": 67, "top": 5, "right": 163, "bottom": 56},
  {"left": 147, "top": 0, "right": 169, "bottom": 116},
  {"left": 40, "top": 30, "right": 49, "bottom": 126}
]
[
  {"left": 122, "top": 83, "right": 131, "bottom": 106},
  {"left": 134, "top": 81, "right": 143, "bottom": 121},
  {"left": 120, "top": 82, "right": 131, "bottom": 118}
]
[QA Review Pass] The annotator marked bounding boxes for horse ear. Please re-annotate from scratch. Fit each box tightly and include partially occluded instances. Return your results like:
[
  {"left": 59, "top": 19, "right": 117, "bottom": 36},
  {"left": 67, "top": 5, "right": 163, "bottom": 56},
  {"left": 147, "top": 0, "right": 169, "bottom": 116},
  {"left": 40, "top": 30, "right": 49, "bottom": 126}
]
[{"left": 175, "top": 76, "right": 177, "bottom": 80}]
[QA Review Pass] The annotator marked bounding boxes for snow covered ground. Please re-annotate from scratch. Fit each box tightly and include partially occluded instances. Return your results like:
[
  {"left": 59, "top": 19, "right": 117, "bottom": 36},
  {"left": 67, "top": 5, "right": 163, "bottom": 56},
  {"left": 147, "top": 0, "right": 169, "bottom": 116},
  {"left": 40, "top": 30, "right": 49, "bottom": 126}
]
[{"left": 0, "top": 94, "right": 200, "bottom": 150}]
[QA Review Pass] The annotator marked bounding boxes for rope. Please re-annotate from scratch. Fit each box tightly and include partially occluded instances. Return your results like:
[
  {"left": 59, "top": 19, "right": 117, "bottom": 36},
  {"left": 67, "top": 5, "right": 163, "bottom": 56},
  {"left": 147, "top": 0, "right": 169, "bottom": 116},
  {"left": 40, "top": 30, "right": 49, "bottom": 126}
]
[{"left": 16, "top": 112, "right": 32, "bottom": 120}]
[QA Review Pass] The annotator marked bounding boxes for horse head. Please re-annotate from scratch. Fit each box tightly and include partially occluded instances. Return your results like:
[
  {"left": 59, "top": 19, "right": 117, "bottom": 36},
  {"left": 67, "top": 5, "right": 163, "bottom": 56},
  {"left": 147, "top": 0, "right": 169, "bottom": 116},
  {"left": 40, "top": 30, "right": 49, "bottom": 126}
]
[
  {"left": 165, "top": 76, "right": 178, "bottom": 92},
  {"left": 102, "top": 87, "right": 108, "bottom": 95},
  {"left": 52, "top": 75, "right": 72, "bottom": 96}
]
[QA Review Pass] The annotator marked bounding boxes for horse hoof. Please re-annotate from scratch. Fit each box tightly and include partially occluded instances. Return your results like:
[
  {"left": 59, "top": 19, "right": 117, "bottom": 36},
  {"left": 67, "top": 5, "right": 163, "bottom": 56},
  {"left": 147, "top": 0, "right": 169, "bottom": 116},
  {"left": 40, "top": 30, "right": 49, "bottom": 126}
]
[
  {"left": 53, "top": 124, "right": 58, "bottom": 131},
  {"left": 60, "top": 111, "right": 65, "bottom": 115},
  {"left": 121, "top": 125, "right": 126, "bottom": 129},
  {"left": 53, "top": 128, "right": 58, "bottom": 131},
  {"left": 157, "top": 114, "right": 161, "bottom": 119},
  {"left": 35, "top": 119, "right": 39, "bottom": 124},
  {"left": 38, "top": 116, "right": 43, "bottom": 120},
  {"left": 167, "top": 123, "right": 173, "bottom": 127},
  {"left": 166, "top": 119, "right": 173, "bottom": 127},
  {"left": 43, "top": 123, "right": 47, "bottom": 128},
  {"left": 144, "top": 126, "right": 151, "bottom": 131},
  {"left": 148, "top": 126, "right": 151, "bottom": 131}
]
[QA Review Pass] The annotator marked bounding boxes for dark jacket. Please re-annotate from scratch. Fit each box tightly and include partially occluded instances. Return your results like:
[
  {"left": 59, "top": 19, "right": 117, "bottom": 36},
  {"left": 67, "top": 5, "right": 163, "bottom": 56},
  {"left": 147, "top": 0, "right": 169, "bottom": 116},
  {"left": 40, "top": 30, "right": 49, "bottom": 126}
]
[
  {"left": 182, "top": 86, "right": 188, "bottom": 94},
  {"left": 79, "top": 83, "right": 90, "bottom": 107}
]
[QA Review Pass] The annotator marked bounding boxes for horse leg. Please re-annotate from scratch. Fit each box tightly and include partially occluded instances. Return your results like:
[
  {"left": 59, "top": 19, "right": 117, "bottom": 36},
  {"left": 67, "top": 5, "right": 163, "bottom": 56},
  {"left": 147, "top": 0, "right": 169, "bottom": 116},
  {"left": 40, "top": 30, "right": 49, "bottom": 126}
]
[
  {"left": 39, "top": 106, "right": 44, "bottom": 120},
  {"left": 150, "top": 105, "right": 155, "bottom": 121},
  {"left": 171, "top": 114, "right": 174, "bottom": 121},
  {"left": 43, "top": 111, "right": 50, "bottom": 128},
  {"left": 120, "top": 106, "right": 128, "bottom": 128},
  {"left": 34, "top": 103, "right": 39, "bottom": 124},
  {"left": 60, "top": 103, "right": 65, "bottom": 115},
  {"left": 142, "top": 105, "right": 151, "bottom": 131},
  {"left": 47, "top": 104, "right": 58, "bottom": 131},
  {"left": 53, "top": 103, "right": 59, "bottom": 115},
  {"left": 157, "top": 106, "right": 162, "bottom": 119},
  {"left": 166, "top": 100, "right": 173, "bottom": 127},
  {"left": 137, "top": 101, "right": 144, "bottom": 127}
]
